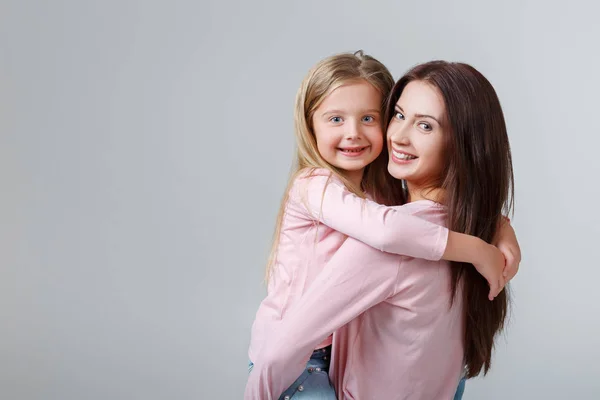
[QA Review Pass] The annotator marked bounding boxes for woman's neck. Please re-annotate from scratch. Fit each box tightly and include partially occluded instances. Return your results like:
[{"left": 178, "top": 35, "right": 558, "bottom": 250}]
[{"left": 406, "top": 182, "right": 445, "bottom": 204}]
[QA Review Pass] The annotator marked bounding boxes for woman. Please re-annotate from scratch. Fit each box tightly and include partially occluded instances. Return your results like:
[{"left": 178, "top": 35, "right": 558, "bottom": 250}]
[{"left": 246, "top": 60, "right": 518, "bottom": 399}]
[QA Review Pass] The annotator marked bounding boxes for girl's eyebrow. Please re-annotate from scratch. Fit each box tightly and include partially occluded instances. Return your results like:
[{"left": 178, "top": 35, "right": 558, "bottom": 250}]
[
  {"left": 321, "top": 108, "right": 381, "bottom": 117},
  {"left": 321, "top": 109, "right": 345, "bottom": 117}
]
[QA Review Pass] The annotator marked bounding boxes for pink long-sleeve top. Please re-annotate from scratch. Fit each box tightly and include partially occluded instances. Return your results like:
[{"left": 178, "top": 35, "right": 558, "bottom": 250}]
[
  {"left": 246, "top": 169, "right": 456, "bottom": 397},
  {"left": 245, "top": 199, "right": 464, "bottom": 399}
]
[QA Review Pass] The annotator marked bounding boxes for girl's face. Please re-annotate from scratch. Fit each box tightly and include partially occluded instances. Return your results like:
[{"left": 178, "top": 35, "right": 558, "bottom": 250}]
[
  {"left": 387, "top": 80, "right": 447, "bottom": 190},
  {"left": 312, "top": 80, "right": 384, "bottom": 185}
]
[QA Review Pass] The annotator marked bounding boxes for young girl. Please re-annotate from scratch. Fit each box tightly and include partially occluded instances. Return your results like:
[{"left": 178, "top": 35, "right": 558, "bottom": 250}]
[{"left": 246, "top": 52, "right": 520, "bottom": 399}]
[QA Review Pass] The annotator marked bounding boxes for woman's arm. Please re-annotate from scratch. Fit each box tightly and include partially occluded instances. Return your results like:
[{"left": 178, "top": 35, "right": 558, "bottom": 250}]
[{"left": 244, "top": 238, "right": 401, "bottom": 399}]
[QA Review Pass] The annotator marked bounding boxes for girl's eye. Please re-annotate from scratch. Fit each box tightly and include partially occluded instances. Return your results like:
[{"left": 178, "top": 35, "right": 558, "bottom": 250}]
[
  {"left": 394, "top": 111, "right": 404, "bottom": 120},
  {"left": 418, "top": 122, "right": 432, "bottom": 131},
  {"left": 330, "top": 116, "right": 342, "bottom": 123},
  {"left": 362, "top": 116, "right": 375, "bottom": 123}
]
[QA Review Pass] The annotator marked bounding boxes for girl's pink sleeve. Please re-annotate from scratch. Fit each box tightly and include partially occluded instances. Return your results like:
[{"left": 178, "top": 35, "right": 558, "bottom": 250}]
[{"left": 291, "top": 172, "right": 448, "bottom": 260}]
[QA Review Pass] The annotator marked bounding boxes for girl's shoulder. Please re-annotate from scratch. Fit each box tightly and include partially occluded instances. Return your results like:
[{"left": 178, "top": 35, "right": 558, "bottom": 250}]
[
  {"left": 294, "top": 168, "right": 342, "bottom": 183},
  {"left": 287, "top": 167, "right": 346, "bottom": 203}
]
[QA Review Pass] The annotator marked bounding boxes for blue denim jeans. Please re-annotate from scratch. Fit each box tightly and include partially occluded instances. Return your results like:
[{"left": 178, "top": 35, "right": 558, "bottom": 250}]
[
  {"left": 453, "top": 376, "right": 466, "bottom": 400},
  {"left": 250, "top": 346, "right": 465, "bottom": 400},
  {"left": 249, "top": 346, "right": 337, "bottom": 400}
]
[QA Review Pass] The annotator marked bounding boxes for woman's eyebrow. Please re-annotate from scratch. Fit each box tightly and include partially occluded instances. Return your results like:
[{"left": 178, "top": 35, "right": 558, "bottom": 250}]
[{"left": 415, "top": 113, "right": 441, "bottom": 124}]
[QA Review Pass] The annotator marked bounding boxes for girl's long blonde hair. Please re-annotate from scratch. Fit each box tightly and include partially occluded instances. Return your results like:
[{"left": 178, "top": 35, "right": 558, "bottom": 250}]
[{"left": 265, "top": 50, "right": 402, "bottom": 281}]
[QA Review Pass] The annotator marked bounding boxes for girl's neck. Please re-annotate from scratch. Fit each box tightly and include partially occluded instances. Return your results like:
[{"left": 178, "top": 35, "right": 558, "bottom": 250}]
[{"left": 343, "top": 168, "right": 365, "bottom": 190}]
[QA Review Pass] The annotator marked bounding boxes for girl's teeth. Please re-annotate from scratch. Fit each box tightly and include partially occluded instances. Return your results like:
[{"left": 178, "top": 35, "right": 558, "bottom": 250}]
[{"left": 393, "top": 150, "right": 416, "bottom": 160}]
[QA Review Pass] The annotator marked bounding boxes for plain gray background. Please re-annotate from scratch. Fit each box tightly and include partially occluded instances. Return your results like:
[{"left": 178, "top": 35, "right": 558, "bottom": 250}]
[{"left": 1, "top": 0, "right": 599, "bottom": 399}]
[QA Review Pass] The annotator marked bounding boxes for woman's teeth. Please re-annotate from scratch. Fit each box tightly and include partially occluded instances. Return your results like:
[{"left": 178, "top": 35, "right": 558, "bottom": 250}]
[{"left": 392, "top": 150, "right": 416, "bottom": 160}]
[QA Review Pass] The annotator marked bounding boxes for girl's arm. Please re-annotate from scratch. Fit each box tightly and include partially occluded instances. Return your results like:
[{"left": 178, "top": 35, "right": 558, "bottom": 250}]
[
  {"left": 292, "top": 172, "right": 446, "bottom": 261},
  {"left": 445, "top": 231, "right": 506, "bottom": 300},
  {"left": 494, "top": 217, "right": 521, "bottom": 282},
  {"left": 293, "top": 171, "right": 506, "bottom": 297}
]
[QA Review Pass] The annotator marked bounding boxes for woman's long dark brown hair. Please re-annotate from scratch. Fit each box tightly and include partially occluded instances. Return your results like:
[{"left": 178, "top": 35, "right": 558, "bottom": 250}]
[{"left": 385, "top": 61, "right": 514, "bottom": 378}]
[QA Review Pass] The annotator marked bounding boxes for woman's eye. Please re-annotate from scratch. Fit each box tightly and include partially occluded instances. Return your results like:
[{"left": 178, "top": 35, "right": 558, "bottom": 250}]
[
  {"left": 362, "top": 116, "right": 375, "bottom": 123},
  {"left": 395, "top": 111, "right": 404, "bottom": 120},
  {"left": 330, "top": 116, "right": 342, "bottom": 123},
  {"left": 418, "top": 122, "right": 432, "bottom": 131}
]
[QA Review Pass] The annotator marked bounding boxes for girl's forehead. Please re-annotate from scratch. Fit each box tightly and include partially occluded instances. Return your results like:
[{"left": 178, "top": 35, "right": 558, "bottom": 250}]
[{"left": 318, "top": 81, "right": 382, "bottom": 110}]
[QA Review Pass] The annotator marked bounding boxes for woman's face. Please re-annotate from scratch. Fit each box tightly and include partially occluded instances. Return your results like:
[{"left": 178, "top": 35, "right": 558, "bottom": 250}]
[{"left": 386, "top": 80, "right": 447, "bottom": 189}]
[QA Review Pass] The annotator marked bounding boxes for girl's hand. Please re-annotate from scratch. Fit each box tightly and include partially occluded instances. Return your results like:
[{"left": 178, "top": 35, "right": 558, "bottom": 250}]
[
  {"left": 472, "top": 243, "right": 506, "bottom": 301},
  {"left": 494, "top": 218, "right": 521, "bottom": 283}
]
